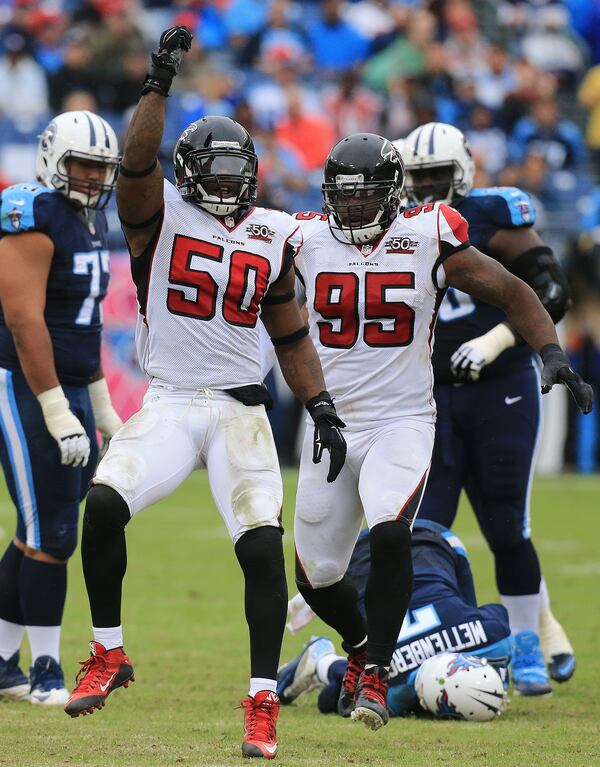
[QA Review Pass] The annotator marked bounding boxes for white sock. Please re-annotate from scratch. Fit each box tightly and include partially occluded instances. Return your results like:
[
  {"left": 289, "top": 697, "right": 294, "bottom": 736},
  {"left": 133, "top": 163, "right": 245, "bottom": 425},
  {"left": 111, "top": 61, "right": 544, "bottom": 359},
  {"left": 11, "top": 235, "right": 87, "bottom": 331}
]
[
  {"left": 249, "top": 677, "right": 277, "bottom": 697},
  {"left": 92, "top": 625, "right": 123, "bottom": 651},
  {"left": 0, "top": 618, "right": 25, "bottom": 661},
  {"left": 27, "top": 625, "right": 61, "bottom": 663},
  {"left": 539, "top": 577, "right": 551, "bottom": 612},
  {"left": 316, "top": 653, "right": 342, "bottom": 685},
  {"left": 501, "top": 593, "right": 541, "bottom": 635}
]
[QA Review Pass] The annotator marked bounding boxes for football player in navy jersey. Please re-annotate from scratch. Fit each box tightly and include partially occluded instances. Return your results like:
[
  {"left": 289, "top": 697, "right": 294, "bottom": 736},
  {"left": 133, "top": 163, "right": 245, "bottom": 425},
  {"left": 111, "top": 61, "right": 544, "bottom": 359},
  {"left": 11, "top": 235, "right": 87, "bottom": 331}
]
[
  {"left": 0, "top": 111, "right": 121, "bottom": 705},
  {"left": 277, "top": 519, "right": 512, "bottom": 717},
  {"left": 398, "top": 123, "right": 582, "bottom": 696}
]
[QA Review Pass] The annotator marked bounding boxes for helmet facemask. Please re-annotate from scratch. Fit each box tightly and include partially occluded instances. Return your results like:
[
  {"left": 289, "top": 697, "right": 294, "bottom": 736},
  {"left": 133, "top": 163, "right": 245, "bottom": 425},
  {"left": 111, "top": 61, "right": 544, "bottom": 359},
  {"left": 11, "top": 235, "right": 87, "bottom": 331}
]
[
  {"left": 176, "top": 148, "right": 257, "bottom": 216},
  {"left": 54, "top": 151, "right": 119, "bottom": 210},
  {"left": 404, "top": 161, "right": 463, "bottom": 206},
  {"left": 323, "top": 177, "right": 401, "bottom": 245}
]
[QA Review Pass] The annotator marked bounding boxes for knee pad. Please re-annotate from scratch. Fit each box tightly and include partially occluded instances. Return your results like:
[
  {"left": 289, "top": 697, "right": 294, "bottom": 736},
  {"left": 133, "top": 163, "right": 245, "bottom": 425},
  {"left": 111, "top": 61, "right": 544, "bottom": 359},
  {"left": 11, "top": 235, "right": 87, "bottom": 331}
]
[
  {"left": 234, "top": 525, "right": 284, "bottom": 579},
  {"left": 370, "top": 519, "right": 412, "bottom": 560},
  {"left": 84, "top": 483, "right": 130, "bottom": 534}
]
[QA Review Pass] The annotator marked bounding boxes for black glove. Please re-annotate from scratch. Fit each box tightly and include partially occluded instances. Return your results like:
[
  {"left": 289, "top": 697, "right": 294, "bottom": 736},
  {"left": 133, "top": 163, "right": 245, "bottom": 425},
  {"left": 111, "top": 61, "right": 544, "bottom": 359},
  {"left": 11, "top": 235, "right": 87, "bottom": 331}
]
[
  {"left": 306, "top": 391, "right": 347, "bottom": 483},
  {"left": 141, "top": 26, "right": 193, "bottom": 98},
  {"left": 540, "top": 343, "right": 593, "bottom": 414}
]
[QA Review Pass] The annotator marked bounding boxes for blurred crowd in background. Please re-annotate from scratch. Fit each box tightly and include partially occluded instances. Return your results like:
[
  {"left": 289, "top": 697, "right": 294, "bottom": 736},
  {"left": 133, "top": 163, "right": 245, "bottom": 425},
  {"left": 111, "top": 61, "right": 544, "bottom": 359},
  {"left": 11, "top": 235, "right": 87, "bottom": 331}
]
[{"left": 0, "top": 0, "right": 599, "bottom": 471}]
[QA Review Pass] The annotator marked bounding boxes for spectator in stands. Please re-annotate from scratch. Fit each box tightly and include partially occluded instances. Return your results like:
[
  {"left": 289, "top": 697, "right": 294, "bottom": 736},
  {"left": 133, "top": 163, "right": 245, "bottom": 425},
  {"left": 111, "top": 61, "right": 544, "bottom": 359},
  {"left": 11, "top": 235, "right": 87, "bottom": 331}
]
[
  {"left": 247, "top": 46, "right": 320, "bottom": 131},
  {"left": 444, "top": 1, "right": 489, "bottom": 82},
  {"left": 307, "top": 0, "right": 369, "bottom": 75},
  {"left": 275, "top": 86, "right": 336, "bottom": 172},
  {"left": 579, "top": 64, "right": 600, "bottom": 176},
  {"left": 520, "top": 3, "right": 587, "bottom": 85},
  {"left": 475, "top": 45, "right": 519, "bottom": 114},
  {"left": 509, "top": 96, "right": 586, "bottom": 170},
  {"left": 322, "top": 67, "right": 383, "bottom": 138},
  {"left": 465, "top": 103, "right": 508, "bottom": 177},
  {"left": 0, "top": 28, "right": 48, "bottom": 128},
  {"left": 363, "top": 9, "right": 436, "bottom": 94},
  {"left": 28, "top": 9, "right": 67, "bottom": 75},
  {"left": 47, "top": 32, "right": 97, "bottom": 114},
  {"left": 88, "top": 0, "right": 146, "bottom": 82},
  {"left": 238, "top": 0, "right": 308, "bottom": 70}
]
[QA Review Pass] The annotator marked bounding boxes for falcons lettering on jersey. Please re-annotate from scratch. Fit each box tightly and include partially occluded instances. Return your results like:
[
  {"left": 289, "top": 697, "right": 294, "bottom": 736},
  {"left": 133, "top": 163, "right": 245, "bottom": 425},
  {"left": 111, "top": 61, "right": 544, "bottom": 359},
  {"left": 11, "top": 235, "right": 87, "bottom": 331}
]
[
  {"left": 294, "top": 203, "right": 469, "bottom": 428},
  {"left": 132, "top": 180, "right": 301, "bottom": 389}
]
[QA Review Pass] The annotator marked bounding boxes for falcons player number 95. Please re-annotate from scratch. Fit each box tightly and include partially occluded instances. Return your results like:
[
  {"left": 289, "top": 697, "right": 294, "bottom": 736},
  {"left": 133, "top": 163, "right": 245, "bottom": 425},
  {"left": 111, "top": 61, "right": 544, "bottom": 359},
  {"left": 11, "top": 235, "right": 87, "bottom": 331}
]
[
  {"left": 291, "top": 132, "right": 593, "bottom": 733},
  {"left": 63, "top": 27, "right": 346, "bottom": 762}
]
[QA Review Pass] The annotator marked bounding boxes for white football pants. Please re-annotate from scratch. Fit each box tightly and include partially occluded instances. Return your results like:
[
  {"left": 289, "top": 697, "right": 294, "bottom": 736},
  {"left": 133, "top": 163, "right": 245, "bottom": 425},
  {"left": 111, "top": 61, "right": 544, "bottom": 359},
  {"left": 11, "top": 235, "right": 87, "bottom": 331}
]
[
  {"left": 95, "top": 383, "right": 283, "bottom": 543},
  {"left": 295, "top": 418, "right": 434, "bottom": 588}
]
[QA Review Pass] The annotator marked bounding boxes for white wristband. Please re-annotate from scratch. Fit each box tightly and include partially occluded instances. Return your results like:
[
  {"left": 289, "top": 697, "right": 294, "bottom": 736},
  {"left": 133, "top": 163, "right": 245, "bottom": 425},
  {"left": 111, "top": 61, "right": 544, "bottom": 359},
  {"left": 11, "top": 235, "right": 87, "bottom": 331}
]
[
  {"left": 88, "top": 377, "right": 113, "bottom": 411},
  {"left": 467, "top": 323, "right": 517, "bottom": 364},
  {"left": 37, "top": 386, "right": 74, "bottom": 431}
]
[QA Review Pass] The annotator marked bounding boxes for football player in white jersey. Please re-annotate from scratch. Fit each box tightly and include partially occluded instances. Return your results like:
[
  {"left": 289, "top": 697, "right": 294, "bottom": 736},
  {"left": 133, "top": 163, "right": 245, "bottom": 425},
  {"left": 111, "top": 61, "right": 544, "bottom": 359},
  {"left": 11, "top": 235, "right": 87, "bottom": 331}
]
[
  {"left": 64, "top": 28, "right": 346, "bottom": 761},
  {"left": 292, "top": 132, "right": 593, "bottom": 731}
]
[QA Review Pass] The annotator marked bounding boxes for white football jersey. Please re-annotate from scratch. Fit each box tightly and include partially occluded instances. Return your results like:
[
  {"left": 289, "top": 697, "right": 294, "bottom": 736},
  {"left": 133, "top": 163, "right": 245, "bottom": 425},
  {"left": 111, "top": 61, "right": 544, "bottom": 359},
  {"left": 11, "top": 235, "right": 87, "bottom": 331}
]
[
  {"left": 294, "top": 203, "right": 469, "bottom": 428},
  {"left": 133, "top": 180, "right": 301, "bottom": 388}
]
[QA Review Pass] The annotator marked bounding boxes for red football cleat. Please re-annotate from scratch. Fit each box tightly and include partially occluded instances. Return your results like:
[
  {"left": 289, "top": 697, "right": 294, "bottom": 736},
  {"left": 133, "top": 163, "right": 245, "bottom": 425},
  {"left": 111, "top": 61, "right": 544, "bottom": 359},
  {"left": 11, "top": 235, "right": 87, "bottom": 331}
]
[
  {"left": 241, "top": 690, "right": 280, "bottom": 759},
  {"left": 64, "top": 641, "right": 134, "bottom": 717},
  {"left": 351, "top": 666, "right": 390, "bottom": 730},
  {"left": 337, "top": 649, "right": 366, "bottom": 717}
]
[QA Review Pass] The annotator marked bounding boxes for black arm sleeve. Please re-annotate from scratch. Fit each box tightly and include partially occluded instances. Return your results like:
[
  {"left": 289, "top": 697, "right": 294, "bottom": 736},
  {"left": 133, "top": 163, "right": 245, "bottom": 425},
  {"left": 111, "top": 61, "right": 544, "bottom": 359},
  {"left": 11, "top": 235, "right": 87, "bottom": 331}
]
[{"left": 509, "top": 246, "right": 572, "bottom": 323}]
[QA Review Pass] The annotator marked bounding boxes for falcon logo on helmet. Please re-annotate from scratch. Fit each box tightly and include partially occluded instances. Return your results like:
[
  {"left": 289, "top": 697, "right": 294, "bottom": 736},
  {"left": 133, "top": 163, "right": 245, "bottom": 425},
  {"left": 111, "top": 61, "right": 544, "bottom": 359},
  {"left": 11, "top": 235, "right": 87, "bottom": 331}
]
[
  {"left": 36, "top": 111, "right": 120, "bottom": 209},
  {"left": 322, "top": 132, "right": 405, "bottom": 246},
  {"left": 173, "top": 116, "right": 258, "bottom": 217},
  {"left": 396, "top": 123, "right": 475, "bottom": 207}
]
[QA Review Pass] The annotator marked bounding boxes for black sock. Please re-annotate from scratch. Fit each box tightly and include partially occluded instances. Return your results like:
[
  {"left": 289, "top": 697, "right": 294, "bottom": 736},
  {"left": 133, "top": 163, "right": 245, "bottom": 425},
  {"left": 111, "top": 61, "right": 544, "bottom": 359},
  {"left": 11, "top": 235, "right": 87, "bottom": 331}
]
[
  {"left": 365, "top": 521, "right": 413, "bottom": 667},
  {"left": 494, "top": 539, "right": 541, "bottom": 595},
  {"left": 235, "top": 526, "right": 288, "bottom": 679},
  {"left": 0, "top": 542, "right": 24, "bottom": 625},
  {"left": 81, "top": 485, "right": 129, "bottom": 627},
  {"left": 296, "top": 565, "right": 367, "bottom": 649},
  {"left": 19, "top": 557, "right": 67, "bottom": 626}
]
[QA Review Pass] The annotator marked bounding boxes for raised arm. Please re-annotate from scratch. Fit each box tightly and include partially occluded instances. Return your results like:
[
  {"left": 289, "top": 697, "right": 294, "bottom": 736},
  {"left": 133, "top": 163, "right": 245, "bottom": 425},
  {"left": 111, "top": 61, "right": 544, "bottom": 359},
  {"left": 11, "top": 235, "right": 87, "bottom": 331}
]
[
  {"left": 443, "top": 247, "right": 592, "bottom": 413},
  {"left": 261, "top": 265, "right": 347, "bottom": 481},
  {"left": 117, "top": 27, "right": 192, "bottom": 258}
]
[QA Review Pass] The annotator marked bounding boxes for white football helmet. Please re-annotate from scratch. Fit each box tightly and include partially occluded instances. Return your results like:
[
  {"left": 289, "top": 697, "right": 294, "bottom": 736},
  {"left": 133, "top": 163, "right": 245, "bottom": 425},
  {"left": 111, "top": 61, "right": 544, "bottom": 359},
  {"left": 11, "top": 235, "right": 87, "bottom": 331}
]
[
  {"left": 36, "top": 111, "right": 120, "bottom": 209},
  {"left": 415, "top": 652, "right": 508, "bottom": 721},
  {"left": 400, "top": 122, "right": 475, "bottom": 206}
]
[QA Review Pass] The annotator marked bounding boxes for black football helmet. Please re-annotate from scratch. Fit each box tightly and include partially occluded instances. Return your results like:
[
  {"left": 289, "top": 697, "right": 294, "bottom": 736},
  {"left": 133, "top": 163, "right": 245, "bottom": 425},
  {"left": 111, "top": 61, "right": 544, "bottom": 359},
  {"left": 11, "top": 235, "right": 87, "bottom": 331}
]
[
  {"left": 322, "top": 133, "right": 405, "bottom": 244},
  {"left": 173, "top": 116, "right": 258, "bottom": 216}
]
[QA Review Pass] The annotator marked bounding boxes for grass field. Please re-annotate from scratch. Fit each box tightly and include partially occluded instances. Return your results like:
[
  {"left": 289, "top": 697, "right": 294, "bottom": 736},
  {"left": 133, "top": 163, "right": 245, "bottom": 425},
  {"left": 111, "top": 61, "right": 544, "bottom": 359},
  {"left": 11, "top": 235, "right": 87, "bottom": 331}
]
[{"left": 1, "top": 471, "right": 599, "bottom": 767}]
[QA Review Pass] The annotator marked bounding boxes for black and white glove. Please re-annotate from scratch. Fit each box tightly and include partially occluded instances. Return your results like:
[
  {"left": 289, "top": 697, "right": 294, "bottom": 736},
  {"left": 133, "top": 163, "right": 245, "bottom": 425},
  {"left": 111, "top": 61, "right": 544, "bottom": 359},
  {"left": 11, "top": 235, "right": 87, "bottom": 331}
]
[
  {"left": 141, "top": 26, "right": 193, "bottom": 98},
  {"left": 540, "top": 343, "right": 593, "bottom": 414},
  {"left": 37, "top": 387, "right": 91, "bottom": 467},
  {"left": 305, "top": 391, "right": 347, "bottom": 483}
]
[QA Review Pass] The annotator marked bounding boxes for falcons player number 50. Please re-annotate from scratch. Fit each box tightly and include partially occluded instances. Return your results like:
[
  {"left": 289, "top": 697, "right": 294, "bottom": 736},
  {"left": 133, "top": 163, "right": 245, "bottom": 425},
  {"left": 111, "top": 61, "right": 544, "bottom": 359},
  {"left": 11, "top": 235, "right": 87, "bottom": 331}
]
[
  {"left": 166, "top": 235, "right": 271, "bottom": 327},
  {"left": 314, "top": 271, "right": 415, "bottom": 348}
]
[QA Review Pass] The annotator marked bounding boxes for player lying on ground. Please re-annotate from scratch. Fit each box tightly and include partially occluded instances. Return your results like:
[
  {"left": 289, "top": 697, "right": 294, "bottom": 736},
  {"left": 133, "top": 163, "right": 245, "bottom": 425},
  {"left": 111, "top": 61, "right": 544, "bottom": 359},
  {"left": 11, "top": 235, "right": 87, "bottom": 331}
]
[
  {"left": 63, "top": 28, "right": 346, "bottom": 762},
  {"left": 278, "top": 519, "right": 512, "bottom": 717},
  {"left": 398, "top": 123, "right": 578, "bottom": 695},
  {"left": 0, "top": 111, "right": 121, "bottom": 705},
  {"left": 291, "top": 132, "right": 592, "bottom": 732}
]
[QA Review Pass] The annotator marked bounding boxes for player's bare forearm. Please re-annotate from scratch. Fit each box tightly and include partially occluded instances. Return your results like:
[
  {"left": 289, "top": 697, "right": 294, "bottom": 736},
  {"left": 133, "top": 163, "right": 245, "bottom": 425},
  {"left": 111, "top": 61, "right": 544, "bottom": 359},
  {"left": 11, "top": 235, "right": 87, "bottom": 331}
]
[
  {"left": 120, "top": 92, "right": 165, "bottom": 172},
  {"left": 117, "top": 93, "right": 165, "bottom": 255},
  {"left": 275, "top": 336, "right": 326, "bottom": 404},
  {"left": 445, "top": 246, "right": 559, "bottom": 353},
  {"left": 11, "top": 319, "right": 59, "bottom": 395}
]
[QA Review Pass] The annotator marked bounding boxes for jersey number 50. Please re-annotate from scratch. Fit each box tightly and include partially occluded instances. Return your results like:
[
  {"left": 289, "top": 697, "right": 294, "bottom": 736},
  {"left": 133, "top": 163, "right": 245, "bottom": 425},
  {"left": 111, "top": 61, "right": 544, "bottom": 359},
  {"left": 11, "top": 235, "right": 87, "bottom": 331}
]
[
  {"left": 315, "top": 271, "right": 415, "bottom": 348},
  {"left": 166, "top": 235, "right": 271, "bottom": 327}
]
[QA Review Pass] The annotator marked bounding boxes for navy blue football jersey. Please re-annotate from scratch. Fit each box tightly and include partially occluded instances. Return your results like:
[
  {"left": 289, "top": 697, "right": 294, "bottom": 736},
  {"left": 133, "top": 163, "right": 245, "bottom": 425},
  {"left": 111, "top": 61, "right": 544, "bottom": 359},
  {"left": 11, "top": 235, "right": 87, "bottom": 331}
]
[
  {"left": 346, "top": 520, "right": 511, "bottom": 692},
  {"left": 432, "top": 186, "right": 535, "bottom": 383},
  {"left": 0, "top": 183, "right": 110, "bottom": 385}
]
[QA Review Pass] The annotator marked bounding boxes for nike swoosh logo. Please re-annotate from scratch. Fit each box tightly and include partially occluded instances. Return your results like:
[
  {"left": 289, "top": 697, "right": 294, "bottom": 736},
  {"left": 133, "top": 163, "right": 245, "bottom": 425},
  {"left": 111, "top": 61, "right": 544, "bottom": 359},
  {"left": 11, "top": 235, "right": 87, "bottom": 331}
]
[
  {"left": 505, "top": 395, "right": 522, "bottom": 405},
  {"left": 100, "top": 672, "right": 117, "bottom": 692},
  {"left": 262, "top": 744, "right": 277, "bottom": 755},
  {"left": 9, "top": 198, "right": 25, "bottom": 206}
]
